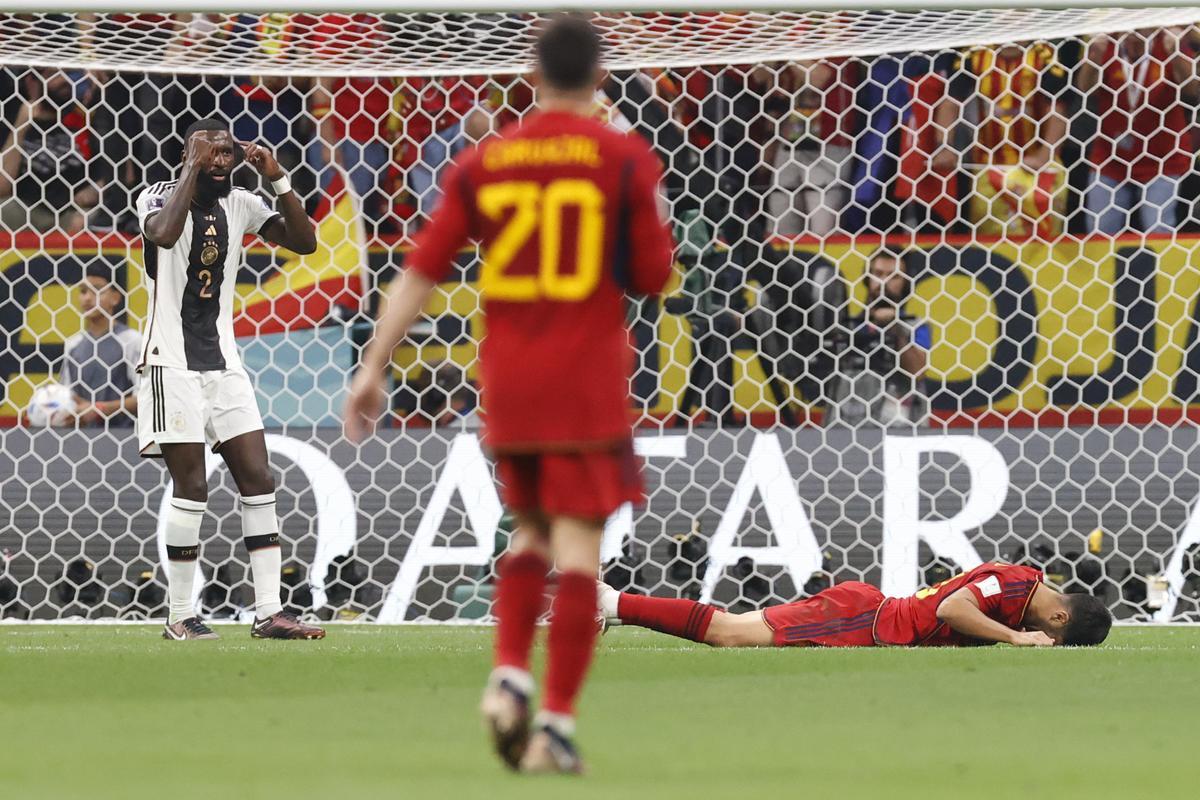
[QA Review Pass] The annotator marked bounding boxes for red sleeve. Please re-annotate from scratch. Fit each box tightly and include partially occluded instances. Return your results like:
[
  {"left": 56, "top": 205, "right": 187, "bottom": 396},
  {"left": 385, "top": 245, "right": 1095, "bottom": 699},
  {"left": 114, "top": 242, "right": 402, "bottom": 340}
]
[
  {"left": 405, "top": 159, "right": 475, "bottom": 283},
  {"left": 965, "top": 565, "right": 1042, "bottom": 615},
  {"left": 622, "top": 142, "right": 675, "bottom": 296}
]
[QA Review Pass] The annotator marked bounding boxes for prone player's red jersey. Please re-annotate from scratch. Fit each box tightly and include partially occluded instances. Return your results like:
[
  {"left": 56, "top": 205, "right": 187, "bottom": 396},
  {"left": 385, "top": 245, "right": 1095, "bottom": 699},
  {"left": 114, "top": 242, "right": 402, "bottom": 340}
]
[
  {"left": 875, "top": 563, "right": 1043, "bottom": 647},
  {"left": 405, "top": 110, "right": 674, "bottom": 450}
]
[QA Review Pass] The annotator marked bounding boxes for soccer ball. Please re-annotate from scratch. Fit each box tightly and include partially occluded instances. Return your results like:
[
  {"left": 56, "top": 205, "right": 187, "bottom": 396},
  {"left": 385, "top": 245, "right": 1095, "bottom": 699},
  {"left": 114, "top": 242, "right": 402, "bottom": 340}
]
[{"left": 26, "top": 382, "right": 75, "bottom": 427}]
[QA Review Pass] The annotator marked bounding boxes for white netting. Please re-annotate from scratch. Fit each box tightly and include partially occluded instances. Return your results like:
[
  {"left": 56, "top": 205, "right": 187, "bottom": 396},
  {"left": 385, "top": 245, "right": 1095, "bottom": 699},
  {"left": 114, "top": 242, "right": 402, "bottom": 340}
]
[
  {"left": 0, "top": 9, "right": 1199, "bottom": 75},
  {"left": 3, "top": 9, "right": 1200, "bottom": 624}
]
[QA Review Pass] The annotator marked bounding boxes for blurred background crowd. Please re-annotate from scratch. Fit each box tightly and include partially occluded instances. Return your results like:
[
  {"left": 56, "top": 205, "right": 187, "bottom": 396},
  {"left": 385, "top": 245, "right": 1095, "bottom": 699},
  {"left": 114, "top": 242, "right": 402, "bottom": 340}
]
[
  {"left": 6, "top": 13, "right": 1200, "bottom": 622},
  {"left": 6, "top": 13, "right": 1200, "bottom": 431},
  {"left": 3, "top": 14, "right": 1199, "bottom": 239}
]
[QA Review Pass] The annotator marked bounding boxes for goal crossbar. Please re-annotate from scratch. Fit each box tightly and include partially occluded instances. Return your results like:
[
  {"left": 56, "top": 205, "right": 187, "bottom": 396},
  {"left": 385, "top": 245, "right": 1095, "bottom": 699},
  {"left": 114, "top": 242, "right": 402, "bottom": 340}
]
[{"left": 2, "top": 6, "right": 1200, "bottom": 76}]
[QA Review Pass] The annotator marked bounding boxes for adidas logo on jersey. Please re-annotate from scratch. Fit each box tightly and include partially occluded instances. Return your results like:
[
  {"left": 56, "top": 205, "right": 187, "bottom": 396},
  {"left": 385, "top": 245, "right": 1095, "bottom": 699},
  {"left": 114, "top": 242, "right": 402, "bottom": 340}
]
[{"left": 205, "top": 225, "right": 217, "bottom": 235}]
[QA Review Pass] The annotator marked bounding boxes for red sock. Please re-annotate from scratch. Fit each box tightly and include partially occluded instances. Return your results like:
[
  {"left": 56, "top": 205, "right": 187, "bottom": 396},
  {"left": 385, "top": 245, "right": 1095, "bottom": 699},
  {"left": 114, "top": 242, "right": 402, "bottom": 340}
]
[
  {"left": 617, "top": 593, "right": 717, "bottom": 643},
  {"left": 492, "top": 550, "right": 548, "bottom": 670},
  {"left": 541, "top": 570, "right": 599, "bottom": 716}
]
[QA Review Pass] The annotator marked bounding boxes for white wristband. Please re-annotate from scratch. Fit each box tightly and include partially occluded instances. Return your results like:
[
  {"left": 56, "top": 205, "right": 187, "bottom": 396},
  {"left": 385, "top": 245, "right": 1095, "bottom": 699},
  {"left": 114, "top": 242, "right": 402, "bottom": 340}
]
[{"left": 270, "top": 176, "right": 293, "bottom": 196}]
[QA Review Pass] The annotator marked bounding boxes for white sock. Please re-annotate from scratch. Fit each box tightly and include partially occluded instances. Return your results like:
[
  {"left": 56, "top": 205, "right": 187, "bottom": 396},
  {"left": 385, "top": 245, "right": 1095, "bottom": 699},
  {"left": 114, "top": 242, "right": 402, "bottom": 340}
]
[
  {"left": 489, "top": 665, "right": 535, "bottom": 696},
  {"left": 165, "top": 497, "right": 205, "bottom": 624},
  {"left": 534, "top": 710, "right": 576, "bottom": 738},
  {"left": 598, "top": 582, "right": 620, "bottom": 619},
  {"left": 241, "top": 493, "right": 283, "bottom": 619}
]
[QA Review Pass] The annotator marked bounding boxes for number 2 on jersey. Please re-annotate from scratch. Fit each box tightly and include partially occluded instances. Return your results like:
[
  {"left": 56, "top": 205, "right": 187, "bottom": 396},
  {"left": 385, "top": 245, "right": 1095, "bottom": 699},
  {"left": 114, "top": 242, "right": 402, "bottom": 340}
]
[
  {"left": 197, "top": 269, "right": 214, "bottom": 299},
  {"left": 478, "top": 179, "right": 605, "bottom": 302}
]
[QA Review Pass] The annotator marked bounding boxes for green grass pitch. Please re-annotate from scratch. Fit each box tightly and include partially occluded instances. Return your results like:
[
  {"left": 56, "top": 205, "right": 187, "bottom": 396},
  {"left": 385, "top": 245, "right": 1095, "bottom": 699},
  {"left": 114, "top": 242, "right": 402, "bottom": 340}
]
[{"left": 1, "top": 625, "right": 1197, "bottom": 800}]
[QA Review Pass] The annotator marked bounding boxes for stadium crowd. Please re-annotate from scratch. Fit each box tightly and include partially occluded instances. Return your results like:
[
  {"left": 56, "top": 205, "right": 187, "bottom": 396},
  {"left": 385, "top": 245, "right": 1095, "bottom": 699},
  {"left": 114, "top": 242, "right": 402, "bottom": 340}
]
[
  {"left": 5, "top": 14, "right": 1200, "bottom": 428},
  {"left": 1, "top": 15, "right": 1198, "bottom": 238}
]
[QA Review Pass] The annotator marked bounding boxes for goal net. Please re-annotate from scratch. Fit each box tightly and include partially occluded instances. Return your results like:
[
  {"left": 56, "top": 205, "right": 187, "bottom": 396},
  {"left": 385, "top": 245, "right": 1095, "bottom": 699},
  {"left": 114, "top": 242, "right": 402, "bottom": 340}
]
[{"left": 4, "top": 6, "right": 1200, "bottom": 624}]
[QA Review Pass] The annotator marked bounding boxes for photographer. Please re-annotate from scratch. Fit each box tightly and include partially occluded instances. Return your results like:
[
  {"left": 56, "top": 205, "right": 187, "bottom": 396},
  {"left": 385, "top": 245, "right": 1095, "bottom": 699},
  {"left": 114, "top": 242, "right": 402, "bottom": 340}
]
[
  {"left": 665, "top": 211, "right": 742, "bottom": 425},
  {"left": 828, "top": 247, "right": 931, "bottom": 426},
  {"left": 666, "top": 211, "right": 803, "bottom": 426}
]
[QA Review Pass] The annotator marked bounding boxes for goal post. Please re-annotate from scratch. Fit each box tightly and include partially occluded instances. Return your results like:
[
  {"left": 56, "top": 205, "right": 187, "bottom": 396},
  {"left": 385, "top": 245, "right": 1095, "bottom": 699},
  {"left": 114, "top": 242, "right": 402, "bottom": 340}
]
[{"left": 2, "top": 6, "right": 1200, "bottom": 624}]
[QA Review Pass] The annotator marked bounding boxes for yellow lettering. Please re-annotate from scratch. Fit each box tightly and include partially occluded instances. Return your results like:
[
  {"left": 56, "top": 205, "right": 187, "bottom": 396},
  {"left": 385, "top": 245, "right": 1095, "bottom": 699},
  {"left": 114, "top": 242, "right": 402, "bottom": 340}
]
[
  {"left": 477, "top": 178, "right": 606, "bottom": 302},
  {"left": 482, "top": 136, "right": 603, "bottom": 171},
  {"left": 478, "top": 182, "right": 541, "bottom": 302},
  {"left": 539, "top": 179, "right": 605, "bottom": 301}
]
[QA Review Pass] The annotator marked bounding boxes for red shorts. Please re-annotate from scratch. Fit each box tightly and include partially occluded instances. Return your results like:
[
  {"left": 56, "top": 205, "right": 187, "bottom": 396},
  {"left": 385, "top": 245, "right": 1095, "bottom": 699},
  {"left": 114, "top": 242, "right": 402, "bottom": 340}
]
[
  {"left": 762, "top": 582, "right": 885, "bottom": 647},
  {"left": 494, "top": 441, "right": 642, "bottom": 519}
]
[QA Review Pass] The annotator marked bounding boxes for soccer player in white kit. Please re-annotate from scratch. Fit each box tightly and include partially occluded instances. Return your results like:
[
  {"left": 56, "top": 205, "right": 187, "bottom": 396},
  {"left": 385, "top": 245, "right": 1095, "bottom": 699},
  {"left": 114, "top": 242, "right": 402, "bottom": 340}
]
[{"left": 136, "top": 118, "right": 324, "bottom": 640}]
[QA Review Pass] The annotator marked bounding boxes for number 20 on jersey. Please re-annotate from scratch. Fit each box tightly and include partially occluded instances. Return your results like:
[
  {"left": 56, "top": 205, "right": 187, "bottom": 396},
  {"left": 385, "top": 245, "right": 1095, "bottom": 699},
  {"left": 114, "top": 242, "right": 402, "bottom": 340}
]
[{"left": 477, "top": 179, "right": 605, "bottom": 302}]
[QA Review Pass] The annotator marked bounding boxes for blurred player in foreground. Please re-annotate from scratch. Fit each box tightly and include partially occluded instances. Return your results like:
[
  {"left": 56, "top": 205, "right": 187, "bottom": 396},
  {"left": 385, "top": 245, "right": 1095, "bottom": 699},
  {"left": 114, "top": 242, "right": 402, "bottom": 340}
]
[
  {"left": 137, "top": 118, "right": 324, "bottom": 641},
  {"left": 344, "top": 16, "right": 674, "bottom": 774},
  {"left": 600, "top": 562, "right": 1112, "bottom": 648}
]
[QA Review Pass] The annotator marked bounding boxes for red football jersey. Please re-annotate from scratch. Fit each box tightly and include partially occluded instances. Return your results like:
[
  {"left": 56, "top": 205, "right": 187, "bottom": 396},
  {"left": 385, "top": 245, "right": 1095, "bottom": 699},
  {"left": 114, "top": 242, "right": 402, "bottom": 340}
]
[
  {"left": 1088, "top": 34, "right": 1194, "bottom": 182},
  {"left": 875, "top": 563, "right": 1043, "bottom": 647},
  {"left": 405, "top": 110, "right": 675, "bottom": 450}
]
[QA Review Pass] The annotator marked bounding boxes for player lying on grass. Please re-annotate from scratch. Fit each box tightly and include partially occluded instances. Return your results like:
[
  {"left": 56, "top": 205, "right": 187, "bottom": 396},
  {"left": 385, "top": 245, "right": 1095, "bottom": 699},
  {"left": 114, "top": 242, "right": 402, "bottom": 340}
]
[{"left": 599, "top": 562, "right": 1113, "bottom": 648}]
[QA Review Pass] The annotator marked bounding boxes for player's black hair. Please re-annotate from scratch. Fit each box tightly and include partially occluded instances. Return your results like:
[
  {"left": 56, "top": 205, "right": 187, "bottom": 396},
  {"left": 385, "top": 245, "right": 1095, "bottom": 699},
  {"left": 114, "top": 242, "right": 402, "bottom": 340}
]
[
  {"left": 182, "top": 117, "right": 243, "bottom": 166},
  {"left": 1060, "top": 593, "right": 1113, "bottom": 646},
  {"left": 183, "top": 116, "right": 232, "bottom": 142},
  {"left": 535, "top": 14, "right": 602, "bottom": 91}
]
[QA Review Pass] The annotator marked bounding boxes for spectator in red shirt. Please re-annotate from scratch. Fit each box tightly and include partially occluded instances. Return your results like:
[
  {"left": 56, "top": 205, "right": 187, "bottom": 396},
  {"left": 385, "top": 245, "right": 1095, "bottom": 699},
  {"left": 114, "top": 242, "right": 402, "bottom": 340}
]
[
  {"left": 306, "top": 14, "right": 395, "bottom": 228},
  {"left": 767, "top": 58, "right": 860, "bottom": 237},
  {"left": 1078, "top": 27, "right": 1200, "bottom": 234},
  {"left": 389, "top": 75, "right": 510, "bottom": 228},
  {"left": 652, "top": 66, "right": 718, "bottom": 150},
  {"left": 395, "top": 76, "right": 488, "bottom": 221}
]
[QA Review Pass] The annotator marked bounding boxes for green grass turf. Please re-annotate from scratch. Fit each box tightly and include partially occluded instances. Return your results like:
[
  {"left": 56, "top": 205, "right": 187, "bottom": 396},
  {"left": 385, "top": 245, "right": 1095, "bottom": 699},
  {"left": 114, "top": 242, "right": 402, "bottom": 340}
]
[{"left": 1, "top": 625, "right": 1197, "bottom": 800}]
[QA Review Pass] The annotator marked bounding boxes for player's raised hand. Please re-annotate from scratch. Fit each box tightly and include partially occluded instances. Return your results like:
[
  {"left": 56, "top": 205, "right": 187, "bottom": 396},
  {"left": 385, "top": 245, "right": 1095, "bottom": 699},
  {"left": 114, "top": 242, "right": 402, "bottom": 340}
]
[
  {"left": 184, "top": 135, "right": 219, "bottom": 172},
  {"left": 343, "top": 368, "right": 387, "bottom": 443},
  {"left": 1010, "top": 630, "right": 1055, "bottom": 647},
  {"left": 238, "top": 140, "right": 284, "bottom": 180}
]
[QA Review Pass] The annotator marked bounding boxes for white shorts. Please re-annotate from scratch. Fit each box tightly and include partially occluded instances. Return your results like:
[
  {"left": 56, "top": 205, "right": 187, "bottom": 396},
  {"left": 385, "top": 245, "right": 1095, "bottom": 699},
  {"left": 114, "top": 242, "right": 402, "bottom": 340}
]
[{"left": 138, "top": 365, "right": 264, "bottom": 458}]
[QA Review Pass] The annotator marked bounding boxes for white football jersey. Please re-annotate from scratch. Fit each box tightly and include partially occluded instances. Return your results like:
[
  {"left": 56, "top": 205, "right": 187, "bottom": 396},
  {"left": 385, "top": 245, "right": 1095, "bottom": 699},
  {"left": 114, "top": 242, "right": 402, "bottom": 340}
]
[{"left": 135, "top": 182, "right": 280, "bottom": 372}]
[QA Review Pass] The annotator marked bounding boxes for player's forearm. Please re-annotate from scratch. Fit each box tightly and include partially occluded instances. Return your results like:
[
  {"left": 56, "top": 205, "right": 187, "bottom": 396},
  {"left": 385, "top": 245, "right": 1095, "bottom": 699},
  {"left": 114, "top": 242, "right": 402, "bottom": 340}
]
[
  {"left": 360, "top": 270, "right": 437, "bottom": 373},
  {"left": 274, "top": 189, "right": 317, "bottom": 254},
  {"left": 937, "top": 599, "right": 1019, "bottom": 645},
  {"left": 144, "top": 166, "right": 200, "bottom": 247}
]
